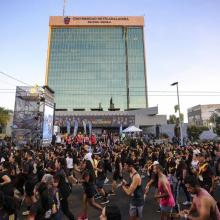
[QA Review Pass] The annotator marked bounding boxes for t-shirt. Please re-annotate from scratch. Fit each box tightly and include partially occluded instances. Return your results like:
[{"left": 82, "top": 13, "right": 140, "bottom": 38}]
[
  {"left": 97, "top": 160, "right": 106, "bottom": 180},
  {"left": 199, "top": 164, "right": 213, "bottom": 189},
  {"left": 0, "top": 171, "right": 13, "bottom": 196},
  {"left": 84, "top": 153, "right": 93, "bottom": 163},
  {"left": 23, "top": 160, "right": 38, "bottom": 182},
  {"left": 66, "top": 157, "right": 73, "bottom": 169}
]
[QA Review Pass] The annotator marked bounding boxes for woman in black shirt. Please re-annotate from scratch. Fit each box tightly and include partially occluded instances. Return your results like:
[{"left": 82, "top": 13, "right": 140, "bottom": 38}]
[{"left": 0, "top": 161, "right": 14, "bottom": 197}]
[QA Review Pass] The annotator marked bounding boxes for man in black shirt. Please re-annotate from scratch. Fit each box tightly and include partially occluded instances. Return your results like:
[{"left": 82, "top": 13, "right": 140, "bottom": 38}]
[
  {"left": 111, "top": 153, "right": 123, "bottom": 195},
  {"left": 22, "top": 150, "right": 38, "bottom": 216},
  {"left": 198, "top": 152, "right": 215, "bottom": 194}
]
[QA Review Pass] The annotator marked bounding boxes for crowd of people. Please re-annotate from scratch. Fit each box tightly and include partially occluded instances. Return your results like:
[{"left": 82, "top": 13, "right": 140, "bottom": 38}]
[{"left": 0, "top": 132, "right": 220, "bottom": 220}]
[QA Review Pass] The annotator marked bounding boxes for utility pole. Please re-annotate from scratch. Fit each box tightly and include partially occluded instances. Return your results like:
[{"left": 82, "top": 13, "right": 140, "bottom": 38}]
[{"left": 171, "top": 82, "right": 183, "bottom": 146}]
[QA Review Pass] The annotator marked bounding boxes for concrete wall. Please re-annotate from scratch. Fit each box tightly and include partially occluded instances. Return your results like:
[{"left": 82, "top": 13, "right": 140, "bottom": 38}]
[
  {"left": 145, "top": 123, "right": 188, "bottom": 140},
  {"left": 135, "top": 115, "right": 167, "bottom": 127}
]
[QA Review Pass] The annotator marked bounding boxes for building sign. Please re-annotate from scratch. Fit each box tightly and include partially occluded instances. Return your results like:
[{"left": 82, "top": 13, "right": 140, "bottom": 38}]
[
  {"left": 55, "top": 115, "right": 135, "bottom": 128},
  {"left": 50, "top": 16, "right": 144, "bottom": 27},
  {"left": 64, "top": 16, "right": 70, "bottom": 24}
]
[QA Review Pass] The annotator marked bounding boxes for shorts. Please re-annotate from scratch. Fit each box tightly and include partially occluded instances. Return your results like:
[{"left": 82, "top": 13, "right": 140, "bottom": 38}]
[
  {"left": 129, "top": 205, "right": 143, "bottom": 218},
  {"left": 104, "top": 161, "right": 112, "bottom": 173},
  {"left": 24, "top": 181, "right": 36, "bottom": 197},
  {"left": 160, "top": 205, "right": 173, "bottom": 213},
  {"left": 66, "top": 168, "right": 73, "bottom": 176},
  {"left": 84, "top": 185, "right": 95, "bottom": 199},
  {"left": 113, "top": 172, "right": 123, "bottom": 181},
  {"left": 96, "top": 179, "right": 105, "bottom": 189}
]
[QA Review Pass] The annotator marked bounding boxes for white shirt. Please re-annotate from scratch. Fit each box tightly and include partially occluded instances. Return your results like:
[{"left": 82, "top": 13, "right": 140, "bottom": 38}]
[
  {"left": 66, "top": 157, "right": 73, "bottom": 169},
  {"left": 56, "top": 135, "right": 61, "bottom": 144},
  {"left": 84, "top": 152, "right": 93, "bottom": 163}
]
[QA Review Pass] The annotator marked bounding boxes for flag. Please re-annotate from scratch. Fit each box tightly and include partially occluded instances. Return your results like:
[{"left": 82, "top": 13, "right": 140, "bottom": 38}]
[
  {"left": 83, "top": 120, "right": 87, "bottom": 135},
  {"left": 73, "top": 120, "right": 78, "bottom": 137},
  {"left": 174, "top": 105, "right": 179, "bottom": 113}
]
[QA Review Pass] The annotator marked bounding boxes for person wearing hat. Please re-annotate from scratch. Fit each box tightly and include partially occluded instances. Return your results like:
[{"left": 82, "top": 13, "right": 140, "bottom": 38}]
[{"left": 121, "top": 158, "right": 144, "bottom": 220}]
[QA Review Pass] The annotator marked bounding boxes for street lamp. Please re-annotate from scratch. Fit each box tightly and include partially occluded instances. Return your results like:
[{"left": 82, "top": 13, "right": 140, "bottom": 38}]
[{"left": 171, "top": 82, "right": 183, "bottom": 146}]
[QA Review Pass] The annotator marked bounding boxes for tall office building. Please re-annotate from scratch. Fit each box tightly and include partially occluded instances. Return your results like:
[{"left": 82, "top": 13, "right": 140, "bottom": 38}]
[
  {"left": 46, "top": 16, "right": 148, "bottom": 111},
  {"left": 45, "top": 16, "right": 166, "bottom": 131}
]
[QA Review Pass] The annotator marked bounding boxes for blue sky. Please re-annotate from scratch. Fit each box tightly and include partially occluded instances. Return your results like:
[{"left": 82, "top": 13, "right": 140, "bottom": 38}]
[{"left": 0, "top": 0, "right": 220, "bottom": 121}]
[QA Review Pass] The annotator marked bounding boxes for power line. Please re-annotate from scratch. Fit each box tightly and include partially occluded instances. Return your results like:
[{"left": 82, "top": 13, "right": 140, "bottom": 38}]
[
  {"left": 1, "top": 87, "right": 220, "bottom": 93},
  {"left": 0, "top": 71, "right": 32, "bottom": 86},
  {"left": 2, "top": 88, "right": 220, "bottom": 94},
  {"left": 0, "top": 79, "right": 17, "bottom": 87}
]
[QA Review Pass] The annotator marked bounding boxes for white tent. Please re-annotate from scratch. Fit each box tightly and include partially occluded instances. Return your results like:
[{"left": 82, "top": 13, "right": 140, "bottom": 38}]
[
  {"left": 122, "top": 125, "right": 142, "bottom": 133},
  {"left": 199, "top": 130, "right": 217, "bottom": 140}
]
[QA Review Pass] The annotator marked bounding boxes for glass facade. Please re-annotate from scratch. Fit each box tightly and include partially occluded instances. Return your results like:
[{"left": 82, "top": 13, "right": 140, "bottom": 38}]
[{"left": 47, "top": 26, "right": 147, "bottom": 111}]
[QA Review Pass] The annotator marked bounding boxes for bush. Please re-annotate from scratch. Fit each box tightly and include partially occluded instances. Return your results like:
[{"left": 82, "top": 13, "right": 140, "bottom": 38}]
[
  {"left": 187, "top": 125, "right": 209, "bottom": 141},
  {"left": 160, "top": 133, "right": 169, "bottom": 139}
]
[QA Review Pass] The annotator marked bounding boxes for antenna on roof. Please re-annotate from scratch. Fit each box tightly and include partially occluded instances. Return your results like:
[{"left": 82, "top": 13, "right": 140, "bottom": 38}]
[{"left": 63, "top": 0, "right": 67, "bottom": 16}]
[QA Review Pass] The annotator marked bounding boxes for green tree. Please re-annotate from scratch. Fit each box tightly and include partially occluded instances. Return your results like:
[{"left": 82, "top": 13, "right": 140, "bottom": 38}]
[
  {"left": 0, "top": 107, "right": 11, "bottom": 128},
  {"left": 187, "top": 125, "right": 209, "bottom": 141},
  {"left": 209, "top": 111, "right": 220, "bottom": 136},
  {"left": 215, "top": 125, "right": 220, "bottom": 136},
  {"left": 167, "top": 114, "right": 184, "bottom": 124},
  {"left": 209, "top": 113, "right": 220, "bottom": 124}
]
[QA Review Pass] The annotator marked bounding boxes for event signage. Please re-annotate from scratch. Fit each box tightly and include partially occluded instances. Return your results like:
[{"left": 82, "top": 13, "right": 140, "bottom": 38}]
[
  {"left": 50, "top": 16, "right": 144, "bottom": 27},
  {"left": 55, "top": 115, "right": 135, "bottom": 128}
]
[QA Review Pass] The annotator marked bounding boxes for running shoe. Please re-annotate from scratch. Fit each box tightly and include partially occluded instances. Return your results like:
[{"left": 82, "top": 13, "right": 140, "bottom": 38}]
[
  {"left": 22, "top": 210, "right": 30, "bottom": 216},
  {"left": 104, "top": 178, "right": 109, "bottom": 184},
  {"left": 182, "top": 201, "right": 192, "bottom": 205}
]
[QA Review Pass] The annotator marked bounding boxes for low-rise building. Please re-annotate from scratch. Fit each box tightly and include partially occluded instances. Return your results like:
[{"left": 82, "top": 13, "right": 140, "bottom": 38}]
[{"left": 187, "top": 104, "right": 220, "bottom": 127}]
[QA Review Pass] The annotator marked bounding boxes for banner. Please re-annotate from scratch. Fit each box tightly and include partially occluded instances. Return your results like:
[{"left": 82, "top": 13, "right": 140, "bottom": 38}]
[
  {"left": 73, "top": 120, "right": 78, "bottom": 137},
  {"left": 66, "top": 120, "right": 70, "bottom": 134},
  {"left": 119, "top": 124, "right": 123, "bottom": 135},
  {"left": 82, "top": 120, "right": 87, "bottom": 135},
  {"left": 88, "top": 121, "right": 92, "bottom": 137}
]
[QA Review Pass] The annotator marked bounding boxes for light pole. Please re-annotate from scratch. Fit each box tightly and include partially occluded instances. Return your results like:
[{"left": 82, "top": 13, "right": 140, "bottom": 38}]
[{"left": 171, "top": 82, "right": 183, "bottom": 146}]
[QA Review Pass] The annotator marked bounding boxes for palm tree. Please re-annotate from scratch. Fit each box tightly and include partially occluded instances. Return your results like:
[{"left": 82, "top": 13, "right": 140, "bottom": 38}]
[{"left": 0, "top": 107, "right": 11, "bottom": 131}]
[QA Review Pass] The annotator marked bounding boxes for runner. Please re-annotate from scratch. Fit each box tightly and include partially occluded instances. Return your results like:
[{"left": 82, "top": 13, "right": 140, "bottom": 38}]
[
  {"left": 94, "top": 153, "right": 109, "bottom": 205},
  {"left": 121, "top": 158, "right": 144, "bottom": 220},
  {"left": 153, "top": 161, "right": 175, "bottom": 220},
  {"left": 180, "top": 175, "right": 220, "bottom": 220},
  {"left": 79, "top": 160, "right": 103, "bottom": 219}
]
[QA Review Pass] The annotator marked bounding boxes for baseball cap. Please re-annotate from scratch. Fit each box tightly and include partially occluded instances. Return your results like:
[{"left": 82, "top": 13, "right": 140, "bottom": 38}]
[{"left": 153, "top": 161, "right": 160, "bottom": 166}]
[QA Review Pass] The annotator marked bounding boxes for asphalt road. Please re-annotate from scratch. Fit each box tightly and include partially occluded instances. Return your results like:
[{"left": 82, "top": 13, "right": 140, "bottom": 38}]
[
  {"left": 65, "top": 179, "right": 220, "bottom": 220},
  {"left": 18, "top": 176, "right": 220, "bottom": 220}
]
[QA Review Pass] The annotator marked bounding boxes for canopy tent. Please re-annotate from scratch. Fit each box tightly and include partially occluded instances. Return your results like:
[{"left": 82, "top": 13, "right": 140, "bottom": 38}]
[
  {"left": 122, "top": 125, "right": 142, "bottom": 133},
  {"left": 199, "top": 130, "right": 217, "bottom": 140}
]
